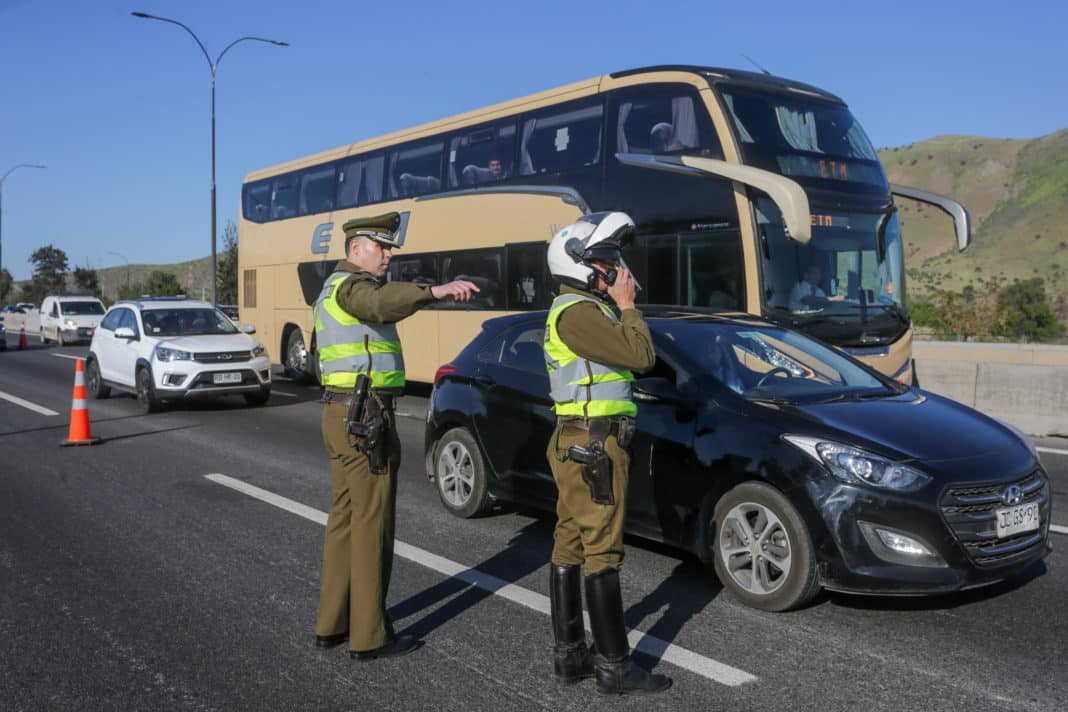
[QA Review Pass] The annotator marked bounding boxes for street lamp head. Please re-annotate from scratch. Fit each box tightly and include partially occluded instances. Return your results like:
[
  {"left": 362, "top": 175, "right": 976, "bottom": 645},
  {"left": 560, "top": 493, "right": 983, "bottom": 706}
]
[
  {"left": 271, "top": 40, "right": 290, "bottom": 46},
  {"left": 131, "top": 11, "right": 153, "bottom": 19}
]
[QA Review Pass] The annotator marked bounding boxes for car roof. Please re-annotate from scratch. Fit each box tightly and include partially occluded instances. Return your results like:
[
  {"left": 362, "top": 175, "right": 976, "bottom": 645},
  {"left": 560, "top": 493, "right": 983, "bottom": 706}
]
[
  {"left": 113, "top": 296, "right": 214, "bottom": 311},
  {"left": 481, "top": 305, "right": 778, "bottom": 333}
]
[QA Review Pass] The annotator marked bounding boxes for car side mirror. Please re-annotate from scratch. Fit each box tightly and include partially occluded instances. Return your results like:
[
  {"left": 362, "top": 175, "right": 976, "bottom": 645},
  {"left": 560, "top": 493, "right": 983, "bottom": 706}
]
[
  {"left": 242, "top": 324, "right": 256, "bottom": 334},
  {"left": 114, "top": 327, "right": 138, "bottom": 340},
  {"left": 633, "top": 377, "right": 696, "bottom": 409}
]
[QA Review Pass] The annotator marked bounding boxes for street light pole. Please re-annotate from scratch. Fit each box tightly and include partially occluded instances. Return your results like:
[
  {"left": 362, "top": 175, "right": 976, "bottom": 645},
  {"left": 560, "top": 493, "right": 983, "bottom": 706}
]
[
  {"left": 0, "top": 163, "right": 47, "bottom": 294},
  {"left": 131, "top": 11, "right": 287, "bottom": 306}
]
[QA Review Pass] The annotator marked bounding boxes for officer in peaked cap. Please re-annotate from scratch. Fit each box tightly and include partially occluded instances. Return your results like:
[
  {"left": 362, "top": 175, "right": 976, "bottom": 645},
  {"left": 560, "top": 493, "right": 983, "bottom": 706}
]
[{"left": 313, "top": 211, "right": 479, "bottom": 660}]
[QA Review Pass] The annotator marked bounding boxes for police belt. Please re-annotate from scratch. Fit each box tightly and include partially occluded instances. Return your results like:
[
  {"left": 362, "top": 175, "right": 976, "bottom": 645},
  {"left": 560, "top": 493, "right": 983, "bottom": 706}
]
[
  {"left": 557, "top": 415, "right": 635, "bottom": 446},
  {"left": 322, "top": 390, "right": 396, "bottom": 410}
]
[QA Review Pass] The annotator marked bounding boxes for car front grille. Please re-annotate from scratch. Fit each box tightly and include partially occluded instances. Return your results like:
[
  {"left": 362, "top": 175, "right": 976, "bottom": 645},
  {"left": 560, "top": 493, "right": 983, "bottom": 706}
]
[
  {"left": 940, "top": 469, "right": 1050, "bottom": 568},
  {"left": 194, "top": 350, "right": 251, "bottom": 364}
]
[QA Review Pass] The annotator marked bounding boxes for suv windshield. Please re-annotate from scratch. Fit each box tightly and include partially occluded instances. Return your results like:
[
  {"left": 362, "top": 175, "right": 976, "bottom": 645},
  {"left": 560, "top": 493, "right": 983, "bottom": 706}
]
[
  {"left": 660, "top": 321, "right": 897, "bottom": 403},
  {"left": 141, "top": 308, "right": 239, "bottom": 337},
  {"left": 61, "top": 301, "right": 105, "bottom": 316}
]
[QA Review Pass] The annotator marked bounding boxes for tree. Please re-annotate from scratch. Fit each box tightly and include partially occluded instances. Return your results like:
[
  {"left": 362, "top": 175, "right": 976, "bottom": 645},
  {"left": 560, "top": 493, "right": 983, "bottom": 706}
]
[
  {"left": 21, "top": 244, "right": 69, "bottom": 305},
  {"left": 931, "top": 278, "right": 999, "bottom": 341},
  {"left": 216, "top": 220, "right": 239, "bottom": 305},
  {"left": 995, "top": 278, "right": 1064, "bottom": 342},
  {"left": 118, "top": 270, "right": 183, "bottom": 300},
  {"left": 0, "top": 267, "right": 13, "bottom": 302},
  {"left": 73, "top": 266, "right": 100, "bottom": 297}
]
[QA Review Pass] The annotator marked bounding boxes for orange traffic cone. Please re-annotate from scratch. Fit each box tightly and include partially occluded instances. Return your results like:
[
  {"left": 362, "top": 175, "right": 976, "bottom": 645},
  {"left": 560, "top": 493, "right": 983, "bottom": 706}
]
[
  {"left": 61, "top": 359, "right": 101, "bottom": 447},
  {"left": 18, "top": 321, "right": 28, "bottom": 350}
]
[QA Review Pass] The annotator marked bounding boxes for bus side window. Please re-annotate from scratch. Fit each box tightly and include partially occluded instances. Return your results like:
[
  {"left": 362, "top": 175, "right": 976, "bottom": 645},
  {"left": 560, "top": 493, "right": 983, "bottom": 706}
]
[
  {"left": 447, "top": 121, "right": 517, "bottom": 188},
  {"left": 271, "top": 173, "right": 298, "bottom": 219},
  {"left": 243, "top": 180, "right": 271, "bottom": 223},
  {"left": 616, "top": 86, "right": 721, "bottom": 156},
  {"left": 389, "top": 254, "right": 438, "bottom": 289},
  {"left": 438, "top": 248, "right": 503, "bottom": 309},
  {"left": 299, "top": 164, "right": 337, "bottom": 216},
  {"left": 506, "top": 242, "right": 549, "bottom": 310},
  {"left": 337, "top": 154, "right": 385, "bottom": 208},
  {"left": 519, "top": 97, "right": 603, "bottom": 177},
  {"left": 387, "top": 139, "right": 444, "bottom": 199}
]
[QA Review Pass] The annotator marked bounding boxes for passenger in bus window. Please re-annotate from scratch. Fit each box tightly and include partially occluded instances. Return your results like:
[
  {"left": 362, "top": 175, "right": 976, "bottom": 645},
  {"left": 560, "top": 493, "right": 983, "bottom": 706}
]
[
  {"left": 789, "top": 263, "right": 843, "bottom": 311},
  {"left": 313, "top": 212, "right": 478, "bottom": 661}
]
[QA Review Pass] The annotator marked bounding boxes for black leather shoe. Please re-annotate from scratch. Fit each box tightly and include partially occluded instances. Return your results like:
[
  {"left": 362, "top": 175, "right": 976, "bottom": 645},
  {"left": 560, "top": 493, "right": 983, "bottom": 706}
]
[
  {"left": 349, "top": 634, "right": 424, "bottom": 661},
  {"left": 315, "top": 632, "right": 348, "bottom": 649}
]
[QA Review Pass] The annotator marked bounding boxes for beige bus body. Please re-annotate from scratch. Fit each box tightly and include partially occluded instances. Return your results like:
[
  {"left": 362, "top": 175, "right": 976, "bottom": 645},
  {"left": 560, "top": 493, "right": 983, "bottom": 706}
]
[{"left": 240, "top": 68, "right": 937, "bottom": 384}]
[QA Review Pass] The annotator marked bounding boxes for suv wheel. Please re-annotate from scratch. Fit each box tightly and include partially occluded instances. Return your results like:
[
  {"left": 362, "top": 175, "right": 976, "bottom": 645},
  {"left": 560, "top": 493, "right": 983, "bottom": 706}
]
[
  {"left": 87, "top": 358, "right": 110, "bottom": 399},
  {"left": 433, "top": 428, "right": 492, "bottom": 518},
  {"left": 712, "top": 481, "right": 820, "bottom": 612},
  {"left": 243, "top": 387, "right": 271, "bottom": 407},
  {"left": 136, "top": 367, "right": 162, "bottom": 414}
]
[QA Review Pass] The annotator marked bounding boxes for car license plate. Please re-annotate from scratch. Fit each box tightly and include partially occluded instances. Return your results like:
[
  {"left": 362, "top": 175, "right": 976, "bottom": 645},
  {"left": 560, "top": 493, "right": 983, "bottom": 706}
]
[
  {"left": 213, "top": 372, "right": 242, "bottom": 385},
  {"left": 995, "top": 502, "right": 1040, "bottom": 538}
]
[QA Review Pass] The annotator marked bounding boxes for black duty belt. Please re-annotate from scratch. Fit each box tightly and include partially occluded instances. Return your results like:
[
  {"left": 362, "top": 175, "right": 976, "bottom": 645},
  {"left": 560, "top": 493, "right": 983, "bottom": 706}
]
[
  {"left": 558, "top": 416, "right": 635, "bottom": 444},
  {"left": 322, "top": 391, "right": 396, "bottom": 410}
]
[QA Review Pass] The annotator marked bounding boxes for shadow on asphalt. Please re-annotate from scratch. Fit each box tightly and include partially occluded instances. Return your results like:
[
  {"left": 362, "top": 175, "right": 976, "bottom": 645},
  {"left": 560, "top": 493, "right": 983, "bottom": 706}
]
[{"left": 822, "top": 558, "right": 1050, "bottom": 612}]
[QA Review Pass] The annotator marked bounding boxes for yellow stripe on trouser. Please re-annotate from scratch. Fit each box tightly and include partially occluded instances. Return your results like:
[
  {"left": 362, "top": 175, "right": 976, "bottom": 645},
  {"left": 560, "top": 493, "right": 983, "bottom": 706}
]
[
  {"left": 315, "top": 401, "right": 402, "bottom": 652},
  {"left": 547, "top": 422, "right": 629, "bottom": 575}
]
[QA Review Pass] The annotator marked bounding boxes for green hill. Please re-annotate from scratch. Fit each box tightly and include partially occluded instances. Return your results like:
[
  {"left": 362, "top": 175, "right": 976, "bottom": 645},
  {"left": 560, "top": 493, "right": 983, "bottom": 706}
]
[
  {"left": 94, "top": 255, "right": 214, "bottom": 303},
  {"left": 878, "top": 130, "right": 1068, "bottom": 318}
]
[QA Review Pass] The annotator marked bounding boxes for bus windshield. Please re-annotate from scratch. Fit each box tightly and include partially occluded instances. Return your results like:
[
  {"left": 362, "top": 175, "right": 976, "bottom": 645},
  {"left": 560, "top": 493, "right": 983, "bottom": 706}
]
[
  {"left": 756, "top": 198, "right": 906, "bottom": 344},
  {"left": 721, "top": 88, "right": 887, "bottom": 194}
]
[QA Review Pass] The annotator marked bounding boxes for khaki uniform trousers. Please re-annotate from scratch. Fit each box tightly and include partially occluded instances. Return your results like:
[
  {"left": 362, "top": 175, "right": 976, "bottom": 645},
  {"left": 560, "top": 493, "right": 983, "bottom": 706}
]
[
  {"left": 546, "top": 422, "right": 630, "bottom": 576},
  {"left": 316, "top": 401, "right": 402, "bottom": 652}
]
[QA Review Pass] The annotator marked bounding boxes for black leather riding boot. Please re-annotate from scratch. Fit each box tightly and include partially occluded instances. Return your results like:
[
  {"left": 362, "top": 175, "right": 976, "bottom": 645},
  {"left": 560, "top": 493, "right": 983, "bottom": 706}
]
[
  {"left": 585, "top": 568, "right": 672, "bottom": 695},
  {"left": 550, "top": 564, "right": 594, "bottom": 683}
]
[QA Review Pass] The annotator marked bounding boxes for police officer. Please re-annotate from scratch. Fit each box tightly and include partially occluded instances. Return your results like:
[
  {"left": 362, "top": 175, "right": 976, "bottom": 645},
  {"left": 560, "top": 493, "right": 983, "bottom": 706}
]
[
  {"left": 543, "top": 212, "right": 672, "bottom": 695},
  {"left": 314, "top": 212, "right": 478, "bottom": 660}
]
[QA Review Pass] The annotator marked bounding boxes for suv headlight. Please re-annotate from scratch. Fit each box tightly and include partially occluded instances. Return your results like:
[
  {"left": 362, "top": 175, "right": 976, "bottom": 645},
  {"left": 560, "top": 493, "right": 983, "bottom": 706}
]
[
  {"left": 783, "top": 435, "right": 932, "bottom": 492},
  {"left": 155, "top": 345, "right": 193, "bottom": 362},
  {"left": 251, "top": 343, "right": 266, "bottom": 358}
]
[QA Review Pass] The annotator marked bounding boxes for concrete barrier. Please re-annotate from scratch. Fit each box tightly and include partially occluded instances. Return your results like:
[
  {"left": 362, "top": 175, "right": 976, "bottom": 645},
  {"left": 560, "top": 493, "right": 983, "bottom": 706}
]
[
  {"left": 913, "top": 341, "right": 1068, "bottom": 437},
  {"left": 0, "top": 310, "right": 40, "bottom": 336}
]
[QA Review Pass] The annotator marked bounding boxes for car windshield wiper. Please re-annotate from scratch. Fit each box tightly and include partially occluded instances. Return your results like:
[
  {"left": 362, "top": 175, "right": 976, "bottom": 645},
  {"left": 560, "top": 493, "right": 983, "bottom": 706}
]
[{"left": 847, "top": 302, "right": 908, "bottom": 322}]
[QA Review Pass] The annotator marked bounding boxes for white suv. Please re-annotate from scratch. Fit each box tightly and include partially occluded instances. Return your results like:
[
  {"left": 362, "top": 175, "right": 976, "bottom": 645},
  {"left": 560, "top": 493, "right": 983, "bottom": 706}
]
[{"left": 86, "top": 297, "right": 271, "bottom": 413}]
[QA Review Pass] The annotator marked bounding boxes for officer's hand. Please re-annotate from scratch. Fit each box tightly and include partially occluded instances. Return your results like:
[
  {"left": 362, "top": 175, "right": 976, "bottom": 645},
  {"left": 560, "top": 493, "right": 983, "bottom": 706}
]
[
  {"left": 431, "top": 280, "right": 481, "bottom": 302},
  {"left": 607, "top": 268, "right": 637, "bottom": 310}
]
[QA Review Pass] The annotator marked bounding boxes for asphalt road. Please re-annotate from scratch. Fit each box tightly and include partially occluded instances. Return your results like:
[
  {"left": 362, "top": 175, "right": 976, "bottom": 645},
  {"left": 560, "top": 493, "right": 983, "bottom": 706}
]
[{"left": 1, "top": 332, "right": 1066, "bottom": 712}]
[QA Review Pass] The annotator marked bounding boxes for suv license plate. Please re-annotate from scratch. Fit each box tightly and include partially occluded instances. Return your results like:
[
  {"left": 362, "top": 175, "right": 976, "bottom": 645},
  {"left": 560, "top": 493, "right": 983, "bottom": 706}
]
[
  {"left": 213, "top": 372, "right": 242, "bottom": 385},
  {"left": 995, "top": 502, "right": 1040, "bottom": 538}
]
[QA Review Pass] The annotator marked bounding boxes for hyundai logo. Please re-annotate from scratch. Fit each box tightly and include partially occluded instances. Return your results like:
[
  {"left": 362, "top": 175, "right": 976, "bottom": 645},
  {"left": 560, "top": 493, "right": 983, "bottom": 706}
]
[{"left": 1001, "top": 484, "right": 1025, "bottom": 507}]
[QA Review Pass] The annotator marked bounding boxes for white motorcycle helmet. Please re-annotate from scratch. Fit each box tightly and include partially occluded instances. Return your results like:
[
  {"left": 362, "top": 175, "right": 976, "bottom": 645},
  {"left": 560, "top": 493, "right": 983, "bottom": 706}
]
[{"left": 547, "top": 211, "right": 636, "bottom": 293}]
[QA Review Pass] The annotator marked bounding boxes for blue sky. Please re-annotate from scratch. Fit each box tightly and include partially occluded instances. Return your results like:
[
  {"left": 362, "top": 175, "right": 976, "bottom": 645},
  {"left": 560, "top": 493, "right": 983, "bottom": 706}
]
[{"left": 1, "top": 0, "right": 1065, "bottom": 281}]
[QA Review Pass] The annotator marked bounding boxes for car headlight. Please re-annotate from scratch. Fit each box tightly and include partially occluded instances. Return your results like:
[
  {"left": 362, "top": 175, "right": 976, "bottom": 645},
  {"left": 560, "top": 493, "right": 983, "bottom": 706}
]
[
  {"left": 64, "top": 319, "right": 76, "bottom": 327},
  {"left": 251, "top": 343, "right": 266, "bottom": 358},
  {"left": 783, "top": 435, "right": 932, "bottom": 492},
  {"left": 155, "top": 346, "right": 193, "bottom": 362}
]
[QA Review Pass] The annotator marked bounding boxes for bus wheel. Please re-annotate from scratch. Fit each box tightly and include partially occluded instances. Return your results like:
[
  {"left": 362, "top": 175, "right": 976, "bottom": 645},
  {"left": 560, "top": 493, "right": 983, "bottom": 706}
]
[{"left": 284, "top": 329, "right": 314, "bottom": 383}]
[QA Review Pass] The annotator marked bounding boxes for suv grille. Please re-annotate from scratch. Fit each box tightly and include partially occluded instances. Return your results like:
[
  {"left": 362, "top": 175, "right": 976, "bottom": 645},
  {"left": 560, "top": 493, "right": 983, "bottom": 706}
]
[
  {"left": 940, "top": 470, "right": 1050, "bottom": 568},
  {"left": 194, "top": 350, "right": 251, "bottom": 364}
]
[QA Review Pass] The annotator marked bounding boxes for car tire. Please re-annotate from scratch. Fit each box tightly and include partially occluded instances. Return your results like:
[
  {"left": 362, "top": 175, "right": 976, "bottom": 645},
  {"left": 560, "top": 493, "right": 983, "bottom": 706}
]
[
  {"left": 87, "top": 358, "right": 110, "bottom": 399},
  {"left": 712, "top": 481, "right": 820, "bottom": 612},
  {"left": 243, "top": 388, "right": 271, "bottom": 407},
  {"left": 433, "top": 427, "right": 492, "bottom": 518},
  {"left": 284, "top": 329, "right": 317, "bottom": 384},
  {"left": 136, "top": 367, "right": 162, "bottom": 414},
  {"left": 57, "top": 329, "right": 66, "bottom": 347}
]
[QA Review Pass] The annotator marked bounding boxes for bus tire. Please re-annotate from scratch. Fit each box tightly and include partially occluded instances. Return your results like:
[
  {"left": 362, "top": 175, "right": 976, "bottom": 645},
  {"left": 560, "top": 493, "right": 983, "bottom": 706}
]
[{"left": 283, "top": 328, "right": 315, "bottom": 384}]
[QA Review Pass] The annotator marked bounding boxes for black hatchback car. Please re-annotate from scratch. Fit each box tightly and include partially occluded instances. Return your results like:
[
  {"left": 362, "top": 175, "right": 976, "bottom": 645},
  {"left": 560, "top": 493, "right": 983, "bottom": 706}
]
[{"left": 424, "top": 309, "right": 1052, "bottom": 611}]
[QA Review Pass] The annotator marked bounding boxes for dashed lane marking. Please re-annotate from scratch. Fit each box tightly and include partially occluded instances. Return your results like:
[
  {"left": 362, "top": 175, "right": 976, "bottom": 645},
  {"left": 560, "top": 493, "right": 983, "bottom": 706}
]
[
  {"left": 1051, "top": 525, "right": 1068, "bottom": 536},
  {"left": 204, "top": 473, "right": 758, "bottom": 687},
  {"left": 51, "top": 353, "right": 84, "bottom": 361},
  {"left": 270, "top": 390, "right": 299, "bottom": 399},
  {"left": 0, "top": 390, "right": 60, "bottom": 416},
  {"left": 1037, "top": 447, "right": 1068, "bottom": 457}
]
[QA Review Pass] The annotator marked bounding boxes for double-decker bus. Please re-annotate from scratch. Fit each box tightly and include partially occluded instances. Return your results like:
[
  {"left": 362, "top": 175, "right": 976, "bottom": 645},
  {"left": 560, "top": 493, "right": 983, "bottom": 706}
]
[{"left": 239, "top": 65, "right": 969, "bottom": 385}]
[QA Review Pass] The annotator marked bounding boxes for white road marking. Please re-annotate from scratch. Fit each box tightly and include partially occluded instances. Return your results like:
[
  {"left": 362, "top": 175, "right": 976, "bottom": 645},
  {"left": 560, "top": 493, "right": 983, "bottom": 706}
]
[
  {"left": 204, "top": 473, "right": 757, "bottom": 687},
  {"left": 1037, "top": 447, "right": 1068, "bottom": 457},
  {"left": 1051, "top": 525, "right": 1068, "bottom": 536},
  {"left": 52, "top": 353, "right": 84, "bottom": 361},
  {"left": 270, "top": 390, "right": 299, "bottom": 399},
  {"left": 0, "top": 390, "right": 60, "bottom": 416}
]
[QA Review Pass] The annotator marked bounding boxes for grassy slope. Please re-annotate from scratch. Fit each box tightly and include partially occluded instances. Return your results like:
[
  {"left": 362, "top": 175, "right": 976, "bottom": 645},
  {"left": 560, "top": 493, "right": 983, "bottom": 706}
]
[
  {"left": 94, "top": 256, "right": 214, "bottom": 303},
  {"left": 878, "top": 130, "right": 1068, "bottom": 314}
]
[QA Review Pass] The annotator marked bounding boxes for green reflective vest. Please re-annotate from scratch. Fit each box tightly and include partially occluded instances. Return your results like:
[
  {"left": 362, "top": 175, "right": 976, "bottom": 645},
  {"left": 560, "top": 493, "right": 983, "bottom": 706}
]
[
  {"left": 543, "top": 293, "right": 636, "bottom": 418},
  {"left": 314, "top": 272, "right": 405, "bottom": 389}
]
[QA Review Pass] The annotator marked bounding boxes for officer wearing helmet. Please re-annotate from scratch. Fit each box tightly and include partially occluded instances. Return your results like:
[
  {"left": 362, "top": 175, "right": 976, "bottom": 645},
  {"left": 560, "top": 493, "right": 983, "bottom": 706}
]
[
  {"left": 314, "top": 212, "right": 478, "bottom": 660},
  {"left": 543, "top": 211, "right": 671, "bottom": 695}
]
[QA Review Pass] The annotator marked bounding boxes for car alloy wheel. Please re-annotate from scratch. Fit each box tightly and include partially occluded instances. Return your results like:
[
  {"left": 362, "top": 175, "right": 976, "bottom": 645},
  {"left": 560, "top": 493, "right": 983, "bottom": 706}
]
[
  {"left": 434, "top": 428, "right": 491, "bottom": 518},
  {"left": 712, "top": 481, "right": 820, "bottom": 611},
  {"left": 87, "top": 359, "right": 110, "bottom": 399},
  {"left": 136, "top": 367, "right": 162, "bottom": 414}
]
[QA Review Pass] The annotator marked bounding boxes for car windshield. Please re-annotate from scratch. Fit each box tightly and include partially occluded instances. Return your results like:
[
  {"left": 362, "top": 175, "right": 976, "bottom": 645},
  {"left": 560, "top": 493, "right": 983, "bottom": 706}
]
[
  {"left": 658, "top": 321, "right": 898, "bottom": 403},
  {"left": 141, "top": 308, "right": 239, "bottom": 337},
  {"left": 60, "top": 301, "right": 105, "bottom": 316}
]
